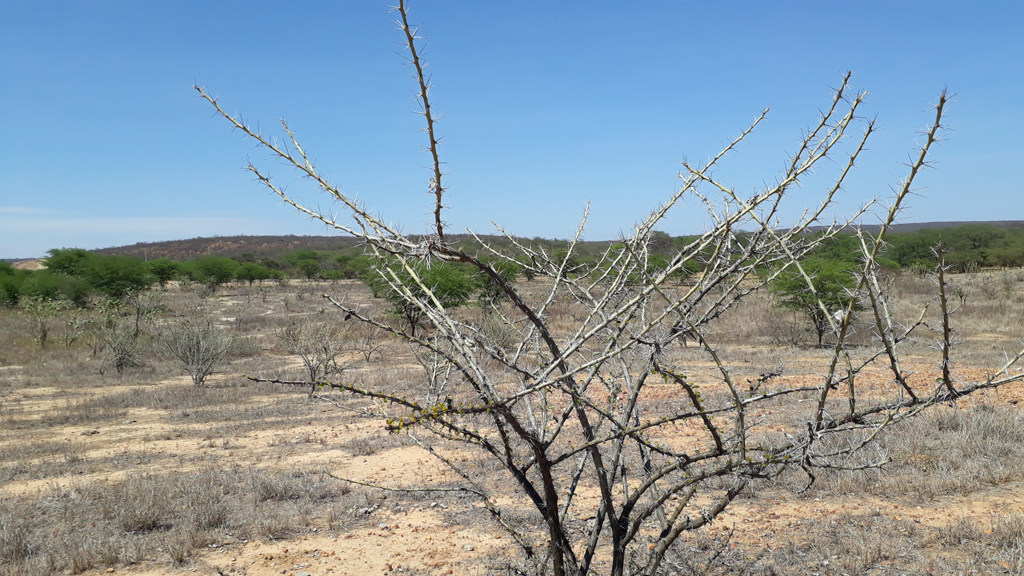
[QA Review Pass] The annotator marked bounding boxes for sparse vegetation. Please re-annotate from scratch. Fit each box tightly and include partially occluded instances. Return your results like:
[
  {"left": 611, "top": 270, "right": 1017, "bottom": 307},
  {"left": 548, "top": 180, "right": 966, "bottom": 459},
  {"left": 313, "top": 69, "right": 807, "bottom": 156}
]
[
  {"left": 0, "top": 274, "right": 1022, "bottom": 575},
  {"left": 170, "top": 20, "right": 1024, "bottom": 576},
  {"left": 4, "top": 5, "right": 1024, "bottom": 576},
  {"left": 181, "top": 3, "right": 1024, "bottom": 575},
  {"left": 276, "top": 309, "right": 349, "bottom": 384},
  {"left": 161, "top": 308, "right": 234, "bottom": 386}
]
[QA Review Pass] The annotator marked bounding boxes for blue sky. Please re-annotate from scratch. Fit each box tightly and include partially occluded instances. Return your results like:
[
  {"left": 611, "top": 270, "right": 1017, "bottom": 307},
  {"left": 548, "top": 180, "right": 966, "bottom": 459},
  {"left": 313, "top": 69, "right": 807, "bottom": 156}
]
[{"left": 1, "top": 1, "right": 1021, "bottom": 259}]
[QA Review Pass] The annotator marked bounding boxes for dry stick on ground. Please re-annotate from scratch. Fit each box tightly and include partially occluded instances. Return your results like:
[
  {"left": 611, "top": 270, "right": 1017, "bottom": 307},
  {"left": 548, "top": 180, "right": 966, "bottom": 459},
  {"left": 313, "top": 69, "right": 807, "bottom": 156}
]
[{"left": 201, "top": 4, "right": 1024, "bottom": 575}]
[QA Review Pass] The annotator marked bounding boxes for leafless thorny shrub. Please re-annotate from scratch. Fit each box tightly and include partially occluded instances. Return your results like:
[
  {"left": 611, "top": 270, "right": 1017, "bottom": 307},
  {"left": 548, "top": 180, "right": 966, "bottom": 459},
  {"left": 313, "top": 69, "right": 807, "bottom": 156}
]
[
  {"left": 160, "top": 307, "right": 234, "bottom": 386},
  {"left": 276, "top": 309, "right": 349, "bottom": 386},
  {"left": 351, "top": 321, "right": 387, "bottom": 362},
  {"left": 95, "top": 291, "right": 161, "bottom": 374},
  {"left": 195, "top": 3, "right": 1024, "bottom": 575}
]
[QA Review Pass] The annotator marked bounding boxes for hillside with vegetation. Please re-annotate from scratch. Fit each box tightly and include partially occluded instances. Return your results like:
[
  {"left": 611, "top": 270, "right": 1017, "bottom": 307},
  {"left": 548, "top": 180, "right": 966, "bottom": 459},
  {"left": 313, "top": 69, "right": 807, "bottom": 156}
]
[
  {"left": 5, "top": 222, "right": 1024, "bottom": 310},
  {"left": 3, "top": 236, "right": 1024, "bottom": 575}
]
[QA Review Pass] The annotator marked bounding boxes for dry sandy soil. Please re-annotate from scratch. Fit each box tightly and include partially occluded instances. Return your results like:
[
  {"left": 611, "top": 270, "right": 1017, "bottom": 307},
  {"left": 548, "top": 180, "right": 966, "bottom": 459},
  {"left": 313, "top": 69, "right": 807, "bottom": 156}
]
[
  {"left": 2, "top": 275, "right": 1024, "bottom": 576},
  {"left": 11, "top": 259, "right": 47, "bottom": 271}
]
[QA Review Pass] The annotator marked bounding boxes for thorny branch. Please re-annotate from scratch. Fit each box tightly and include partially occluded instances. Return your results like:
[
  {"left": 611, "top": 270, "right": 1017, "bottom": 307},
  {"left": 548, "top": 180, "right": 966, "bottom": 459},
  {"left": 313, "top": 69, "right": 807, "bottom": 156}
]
[{"left": 199, "top": 4, "right": 1024, "bottom": 575}]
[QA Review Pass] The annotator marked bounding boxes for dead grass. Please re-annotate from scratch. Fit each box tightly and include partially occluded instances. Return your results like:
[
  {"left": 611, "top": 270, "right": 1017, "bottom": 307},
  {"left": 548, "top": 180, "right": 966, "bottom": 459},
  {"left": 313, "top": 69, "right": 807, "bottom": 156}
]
[
  {"left": 0, "top": 274, "right": 1023, "bottom": 575},
  {"left": 0, "top": 466, "right": 380, "bottom": 575},
  {"left": 810, "top": 402, "right": 1024, "bottom": 501}
]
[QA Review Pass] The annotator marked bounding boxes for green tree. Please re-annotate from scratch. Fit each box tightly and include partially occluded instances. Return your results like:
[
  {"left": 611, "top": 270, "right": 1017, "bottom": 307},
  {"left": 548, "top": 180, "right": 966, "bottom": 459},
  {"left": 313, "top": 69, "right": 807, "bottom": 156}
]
[
  {"left": 236, "top": 262, "right": 274, "bottom": 286},
  {"left": 190, "top": 256, "right": 239, "bottom": 292},
  {"left": 40, "top": 248, "right": 100, "bottom": 304},
  {"left": 285, "top": 250, "right": 324, "bottom": 265},
  {"left": 988, "top": 245, "right": 1024, "bottom": 268},
  {"left": 42, "top": 249, "right": 153, "bottom": 301},
  {"left": 147, "top": 258, "right": 180, "bottom": 287},
  {"left": 648, "top": 230, "right": 674, "bottom": 255},
  {"left": 278, "top": 250, "right": 333, "bottom": 280},
  {"left": 475, "top": 258, "right": 520, "bottom": 311},
  {"left": 0, "top": 264, "right": 27, "bottom": 306},
  {"left": 44, "top": 248, "right": 93, "bottom": 277},
  {"left": 335, "top": 254, "right": 373, "bottom": 279},
  {"left": 367, "top": 261, "right": 475, "bottom": 336},
  {"left": 296, "top": 259, "right": 322, "bottom": 280},
  {"left": 83, "top": 255, "right": 152, "bottom": 299},
  {"left": 551, "top": 248, "right": 584, "bottom": 278},
  {"left": 19, "top": 271, "right": 65, "bottom": 301},
  {"left": 771, "top": 258, "right": 861, "bottom": 347}
]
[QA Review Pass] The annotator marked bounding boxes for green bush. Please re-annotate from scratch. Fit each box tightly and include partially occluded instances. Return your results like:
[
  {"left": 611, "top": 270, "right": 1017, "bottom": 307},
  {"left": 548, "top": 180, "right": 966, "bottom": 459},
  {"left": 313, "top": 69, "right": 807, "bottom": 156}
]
[
  {"left": 295, "top": 259, "right": 321, "bottom": 280},
  {"left": 0, "top": 264, "right": 26, "bottom": 306},
  {"left": 365, "top": 260, "right": 475, "bottom": 336},
  {"left": 19, "top": 271, "right": 65, "bottom": 301},
  {"left": 771, "top": 258, "right": 861, "bottom": 347},
  {"left": 187, "top": 256, "right": 239, "bottom": 292},
  {"left": 236, "top": 262, "right": 275, "bottom": 286},
  {"left": 334, "top": 254, "right": 373, "bottom": 279},
  {"left": 42, "top": 248, "right": 153, "bottom": 301},
  {"left": 475, "top": 258, "right": 521, "bottom": 311},
  {"left": 83, "top": 255, "right": 152, "bottom": 299},
  {"left": 44, "top": 248, "right": 93, "bottom": 277},
  {"left": 147, "top": 258, "right": 181, "bottom": 286}
]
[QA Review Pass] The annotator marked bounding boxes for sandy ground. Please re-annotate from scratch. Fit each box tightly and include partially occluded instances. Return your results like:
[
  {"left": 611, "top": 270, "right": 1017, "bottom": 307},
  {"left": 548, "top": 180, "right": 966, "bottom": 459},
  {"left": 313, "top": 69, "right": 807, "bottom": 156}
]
[{"left": 4, "top": 356, "right": 1023, "bottom": 576}]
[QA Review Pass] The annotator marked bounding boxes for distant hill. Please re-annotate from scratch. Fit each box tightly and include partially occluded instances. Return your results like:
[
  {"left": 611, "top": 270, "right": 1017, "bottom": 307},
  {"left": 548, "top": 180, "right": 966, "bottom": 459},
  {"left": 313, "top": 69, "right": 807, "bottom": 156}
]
[
  {"left": 92, "top": 235, "right": 364, "bottom": 262},
  {"left": 90, "top": 233, "right": 579, "bottom": 262},
  {"left": 11, "top": 221, "right": 1024, "bottom": 265},
  {"left": 809, "top": 220, "right": 1024, "bottom": 234}
]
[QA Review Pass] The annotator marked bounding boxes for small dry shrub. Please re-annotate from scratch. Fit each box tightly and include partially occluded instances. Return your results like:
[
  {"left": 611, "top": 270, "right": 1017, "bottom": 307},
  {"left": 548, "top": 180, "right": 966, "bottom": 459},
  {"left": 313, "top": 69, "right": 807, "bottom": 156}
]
[
  {"left": 990, "top": 513, "right": 1024, "bottom": 550},
  {"left": 655, "top": 527, "right": 769, "bottom": 576},
  {"left": 163, "top": 526, "right": 214, "bottom": 566},
  {"left": 478, "top": 311, "right": 520, "bottom": 352},
  {"left": 937, "top": 515, "right": 984, "bottom": 546},
  {"left": 87, "top": 382, "right": 237, "bottom": 413},
  {"left": 161, "top": 309, "right": 234, "bottom": 386},
  {"left": 101, "top": 474, "right": 174, "bottom": 533},
  {"left": 339, "top": 431, "right": 414, "bottom": 456},
  {"left": 248, "top": 468, "right": 337, "bottom": 503},
  {"left": 228, "top": 334, "right": 263, "bottom": 358},
  {"left": 0, "top": 509, "right": 36, "bottom": 564},
  {"left": 773, "top": 511, "right": 924, "bottom": 575},
  {"left": 350, "top": 321, "right": 386, "bottom": 362},
  {"left": 0, "top": 440, "right": 70, "bottom": 463},
  {"left": 813, "top": 403, "right": 1024, "bottom": 500},
  {"left": 759, "top": 308, "right": 807, "bottom": 347},
  {"left": 231, "top": 311, "right": 290, "bottom": 333},
  {"left": 250, "top": 505, "right": 293, "bottom": 540},
  {"left": 177, "top": 469, "right": 229, "bottom": 530},
  {"left": 276, "top": 311, "right": 350, "bottom": 382},
  {"left": 0, "top": 310, "right": 35, "bottom": 366},
  {"left": 0, "top": 465, "right": 372, "bottom": 575},
  {"left": 1002, "top": 270, "right": 1019, "bottom": 294}
]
